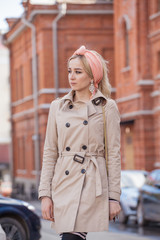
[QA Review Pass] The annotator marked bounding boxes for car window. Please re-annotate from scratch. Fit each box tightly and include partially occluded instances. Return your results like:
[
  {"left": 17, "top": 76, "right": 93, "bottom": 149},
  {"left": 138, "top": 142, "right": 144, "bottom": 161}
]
[
  {"left": 121, "top": 172, "right": 146, "bottom": 188},
  {"left": 154, "top": 170, "right": 160, "bottom": 181},
  {"left": 149, "top": 171, "right": 158, "bottom": 180},
  {"left": 121, "top": 175, "right": 135, "bottom": 188},
  {"left": 146, "top": 169, "right": 160, "bottom": 185}
]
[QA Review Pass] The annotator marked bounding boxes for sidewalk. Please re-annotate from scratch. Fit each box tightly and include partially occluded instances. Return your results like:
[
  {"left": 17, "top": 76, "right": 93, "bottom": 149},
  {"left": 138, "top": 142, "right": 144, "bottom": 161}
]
[
  {"left": 87, "top": 232, "right": 151, "bottom": 240},
  {"left": 0, "top": 225, "right": 6, "bottom": 240},
  {"left": 40, "top": 225, "right": 152, "bottom": 240}
]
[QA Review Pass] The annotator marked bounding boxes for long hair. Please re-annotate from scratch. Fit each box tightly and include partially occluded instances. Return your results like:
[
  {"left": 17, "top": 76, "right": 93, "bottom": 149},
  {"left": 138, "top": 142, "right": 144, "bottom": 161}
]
[{"left": 68, "top": 51, "right": 111, "bottom": 98}]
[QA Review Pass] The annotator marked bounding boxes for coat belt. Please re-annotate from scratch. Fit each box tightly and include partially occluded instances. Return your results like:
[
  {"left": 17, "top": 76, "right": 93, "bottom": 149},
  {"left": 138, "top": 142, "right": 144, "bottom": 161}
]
[{"left": 59, "top": 151, "right": 104, "bottom": 197}]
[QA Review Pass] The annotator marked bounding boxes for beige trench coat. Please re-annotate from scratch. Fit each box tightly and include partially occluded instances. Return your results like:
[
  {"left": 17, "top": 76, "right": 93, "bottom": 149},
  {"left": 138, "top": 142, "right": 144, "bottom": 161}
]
[{"left": 38, "top": 89, "right": 121, "bottom": 234}]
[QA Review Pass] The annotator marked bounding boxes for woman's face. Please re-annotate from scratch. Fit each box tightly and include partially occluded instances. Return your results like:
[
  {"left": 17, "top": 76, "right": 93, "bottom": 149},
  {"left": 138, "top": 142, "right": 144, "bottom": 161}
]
[{"left": 68, "top": 57, "right": 92, "bottom": 92}]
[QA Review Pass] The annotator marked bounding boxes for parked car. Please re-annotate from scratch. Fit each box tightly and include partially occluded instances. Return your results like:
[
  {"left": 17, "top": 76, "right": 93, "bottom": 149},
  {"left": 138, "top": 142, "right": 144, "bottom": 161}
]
[
  {"left": 0, "top": 195, "right": 41, "bottom": 240},
  {"left": 137, "top": 169, "right": 160, "bottom": 226},
  {"left": 119, "top": 170, "right": 148, "bottom": 224}
]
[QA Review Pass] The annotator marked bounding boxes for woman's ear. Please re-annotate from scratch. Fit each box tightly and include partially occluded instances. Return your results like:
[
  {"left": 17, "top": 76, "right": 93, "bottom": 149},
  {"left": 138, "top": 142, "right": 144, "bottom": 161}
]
[{"left": 90, "top": 79, "right": 94, "bottom": 84}]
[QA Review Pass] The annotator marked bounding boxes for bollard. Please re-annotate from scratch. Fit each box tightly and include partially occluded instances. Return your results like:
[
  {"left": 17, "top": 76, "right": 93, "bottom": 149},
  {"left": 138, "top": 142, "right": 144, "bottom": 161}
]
[{"left": 0, "top": 224, "right": 6, "bottom": 240}]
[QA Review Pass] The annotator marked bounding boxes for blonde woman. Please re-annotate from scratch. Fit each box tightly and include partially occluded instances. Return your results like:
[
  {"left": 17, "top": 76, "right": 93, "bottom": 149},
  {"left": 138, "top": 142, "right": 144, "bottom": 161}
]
[{"left": 39, "top": 46, "right": 121, "bottom": 240}]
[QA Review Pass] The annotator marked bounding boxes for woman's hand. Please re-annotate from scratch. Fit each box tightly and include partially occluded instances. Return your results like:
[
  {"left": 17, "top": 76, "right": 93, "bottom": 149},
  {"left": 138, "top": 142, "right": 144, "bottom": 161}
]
[
  {"left": 109, "top": 201, "right": 121, "bottom": 221},
  {"left": 41, "top": 197, "right": 54, "bottom": 222}
]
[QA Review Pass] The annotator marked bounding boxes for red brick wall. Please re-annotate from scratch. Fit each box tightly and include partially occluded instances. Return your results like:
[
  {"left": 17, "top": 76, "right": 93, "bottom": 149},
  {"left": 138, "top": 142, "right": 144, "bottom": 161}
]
[
  {"left": 4, "top": 0, "right": 160, "bottom": 198},
  {"left": 0, "top": 144, "right": 10, "bottom": 163},
  {"left": 114, "top": 0, "right": 160, "bottom": 170},
  {"left": 4, "top": 2, "right": 115, "bottom": 197}
]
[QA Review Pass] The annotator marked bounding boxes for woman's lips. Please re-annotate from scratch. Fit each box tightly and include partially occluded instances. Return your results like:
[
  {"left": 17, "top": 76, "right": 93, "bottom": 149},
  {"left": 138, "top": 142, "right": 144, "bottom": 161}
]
[{"left": 70, "top": 83, "right": 77, "bottom": 85}]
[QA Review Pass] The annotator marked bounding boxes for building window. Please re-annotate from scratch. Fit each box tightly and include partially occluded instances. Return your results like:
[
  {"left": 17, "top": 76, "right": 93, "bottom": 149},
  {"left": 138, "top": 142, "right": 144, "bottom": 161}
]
[
  {"left": 36, "top": 54, "right": 39, "bottom": 90},
  {"left": 20, "top": 65, "right": 24, "bottom": 99},
  {"left": 158, "top": 51, "right": 160, "bottom": 72},
  {"left": 17, "top": 137, "right": 26, "bottom": 170},
  {"left": 123, "top": 21, "right": 129, "bottom": 67},
  {"left": 158, "top": 0, "right": 160, "bottom": 11},
  {"left": 15, "top": 69, "right": 19, "bottom": 101},
  {"left": 15, "top": 66, "right": 24, "bottom": 100},
  {"left": 30, "top": 58, "right": 33, "bottom": 94},
  {"left": 32, "top": 138, "right": 35, "bottom": 171}
]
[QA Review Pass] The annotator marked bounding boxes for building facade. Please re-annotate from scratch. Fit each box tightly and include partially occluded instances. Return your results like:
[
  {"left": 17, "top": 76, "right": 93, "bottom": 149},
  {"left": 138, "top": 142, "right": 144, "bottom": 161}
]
[
  {"left": 114, "top": 0, "right": 160, "bottom": 170},
  {"left": 3, "top": 0, "right": 115, "bottom": 199},
  {"left": 3, "top": 0, "right": 160, "bottom": 198},
  {"left": 0, "top": 33, "right": 11, "bottom": 187}
]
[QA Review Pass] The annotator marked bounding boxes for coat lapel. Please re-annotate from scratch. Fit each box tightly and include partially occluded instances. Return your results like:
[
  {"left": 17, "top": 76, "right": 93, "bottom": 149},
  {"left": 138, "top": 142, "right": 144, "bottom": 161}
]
[
  {"left": 87, "top": 101, "right": 97, "bottom": 117},
  {"left": 88, "top": 89, "right": 107, "bottom": 117}
]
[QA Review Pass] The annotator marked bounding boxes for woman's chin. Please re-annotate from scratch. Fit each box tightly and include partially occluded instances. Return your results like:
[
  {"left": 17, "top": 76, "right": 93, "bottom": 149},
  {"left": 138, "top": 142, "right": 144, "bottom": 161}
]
[{"left": 70, "top": 86, "right": 78, "bottom": 91}]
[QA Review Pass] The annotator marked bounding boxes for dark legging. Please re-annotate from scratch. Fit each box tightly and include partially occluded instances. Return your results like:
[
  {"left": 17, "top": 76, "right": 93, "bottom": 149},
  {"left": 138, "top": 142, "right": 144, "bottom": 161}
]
[{"left": 60, "top": 233, "right": 87, "bottom": 240}]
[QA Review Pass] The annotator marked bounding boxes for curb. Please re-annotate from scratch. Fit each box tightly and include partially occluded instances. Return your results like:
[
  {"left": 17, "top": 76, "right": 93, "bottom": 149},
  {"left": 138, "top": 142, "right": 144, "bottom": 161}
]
[{"left": 0, "top": 225, "right": 6, "bottom": 240}]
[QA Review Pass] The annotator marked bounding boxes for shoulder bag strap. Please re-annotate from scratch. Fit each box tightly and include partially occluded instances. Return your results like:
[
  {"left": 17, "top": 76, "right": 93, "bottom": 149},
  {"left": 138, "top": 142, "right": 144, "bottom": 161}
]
[{"left": 102, "top": 105, "right": 108, "bottom": 174}]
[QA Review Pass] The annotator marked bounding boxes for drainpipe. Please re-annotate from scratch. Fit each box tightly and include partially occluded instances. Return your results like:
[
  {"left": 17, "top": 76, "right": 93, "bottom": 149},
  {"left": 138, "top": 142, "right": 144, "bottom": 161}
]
[
  {"left": 52, "top": 3, "right": 67, "bottom": 98},
  {"left": 21, "top": 17, "right": 40, "bottom": 195}
]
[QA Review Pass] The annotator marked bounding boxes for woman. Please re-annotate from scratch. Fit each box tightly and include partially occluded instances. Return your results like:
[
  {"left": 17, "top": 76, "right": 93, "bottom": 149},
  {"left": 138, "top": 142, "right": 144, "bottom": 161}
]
[{"left": 39, "top": 46, "right": 121, "bottom": 240}]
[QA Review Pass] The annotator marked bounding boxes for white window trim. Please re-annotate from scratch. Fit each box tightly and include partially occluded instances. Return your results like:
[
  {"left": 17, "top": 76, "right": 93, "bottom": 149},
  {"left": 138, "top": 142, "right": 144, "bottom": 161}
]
[
  {"left": 148, "top": 29, "right": 160, "bottom": 38},
  {"left": 155, "top": 74, "right": 160, "bottom": 80},
  {"left": 149, "top": 12, "right": 160, "bottom": 20},
  {"left": 116, "top": 93, "right": 140, "bottom": 103},
  {"left": 150, "top": 90, "right": 160, "bottom": 97},
  {"left": 120, "top": 106, "right": 160, "bottom": 119},
  {"left": 17, "top": 169, "right": 27, "bottom": 174},
  {"left": 137, "top": 80, "right": 154, "bottom": 85},
  {"left": 121, "top": 66, "right": 131, "bottom": 73},
  {"left": 12, "top": 95, "right": 33, "bottom": 107}
]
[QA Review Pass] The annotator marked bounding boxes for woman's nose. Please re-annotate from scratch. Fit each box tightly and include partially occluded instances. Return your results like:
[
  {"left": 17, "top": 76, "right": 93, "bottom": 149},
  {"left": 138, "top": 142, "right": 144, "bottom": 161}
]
[{"left": 70, "top": 72, "right": 75, "bottom": 79}]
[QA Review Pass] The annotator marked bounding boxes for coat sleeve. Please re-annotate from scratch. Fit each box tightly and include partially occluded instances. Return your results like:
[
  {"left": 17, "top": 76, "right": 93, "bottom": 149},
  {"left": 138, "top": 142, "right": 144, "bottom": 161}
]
[
  {"left": 105, "top": 99, "right": 121, "bottom": 202},
  {"left": 38, "top": 100, "right": 59, "bottom": 199}
]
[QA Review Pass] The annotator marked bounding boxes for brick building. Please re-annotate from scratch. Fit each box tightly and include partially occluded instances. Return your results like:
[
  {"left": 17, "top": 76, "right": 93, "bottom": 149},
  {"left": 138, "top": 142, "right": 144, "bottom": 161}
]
[
  {"left": 0, "top": 33, "right": 11, "bottom": 189},
  {"left": 114, "top": 0, "right": 160, "bottom": 170},
  {"left": 3, "top": 0, "right": 160, "bottom": 198},
  {"left": 3, "top": 0, "right": 115, "bottom": 198}
]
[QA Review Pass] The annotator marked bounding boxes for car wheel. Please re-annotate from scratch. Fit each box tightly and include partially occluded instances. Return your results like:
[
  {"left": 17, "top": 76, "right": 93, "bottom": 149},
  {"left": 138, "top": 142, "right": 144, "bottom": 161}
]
[
  {"left": 0, "top": 217, "right": 27, "bottom": 240},
  {"left": 118, "top": 208, "right": 128, "bottom": 224},
  {"left": 137, "top": 202, "right": 147, "bottom": 226}
]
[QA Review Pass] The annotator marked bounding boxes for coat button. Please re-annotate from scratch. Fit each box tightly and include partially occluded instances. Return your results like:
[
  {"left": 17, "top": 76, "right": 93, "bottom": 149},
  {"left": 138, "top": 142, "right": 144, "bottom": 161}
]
[
  {"left": 65, "top": 170, "right": 69, "bottom": 175},
  {"left": 82, "top": 145, "right": 87, "bottom": 150},
  {"left": 69, "top": 104, "right": 73, "bottom": 109},
  {"left": 93, "top": 98, "right": 101, "bottom": 106},
  {"left": 66, "top": 147, "right": 70, "bottom": 151},
  {"left": 81, "top": 169, "right": 86, "bottom": 174},
  {"left": 83, "top": 120, "right": 88, "bottom": 125},
  {"left": 65, "top": 122, "right": 70, "bottom": 128}
]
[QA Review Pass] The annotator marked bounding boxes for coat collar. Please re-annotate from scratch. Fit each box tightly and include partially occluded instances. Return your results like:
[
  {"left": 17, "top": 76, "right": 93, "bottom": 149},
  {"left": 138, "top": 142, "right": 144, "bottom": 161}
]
[
  {"left": 60, "top": 89, "right": 107, "bottom": 117},
  {"left": 61, "top": 90, "right": 75, "bottom": 103},
  {"left": 61, "top": 89, "right": 107, "bottom": 104}
]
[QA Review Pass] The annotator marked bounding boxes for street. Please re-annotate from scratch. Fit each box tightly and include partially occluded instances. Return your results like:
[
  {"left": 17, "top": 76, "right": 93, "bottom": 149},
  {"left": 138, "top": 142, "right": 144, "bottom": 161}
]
[
  {"left": 40, "top": 218, "right": 160, "bottom": 240},
  {"left": 30, "top": 201, "right": 160, "bottom": 240}
]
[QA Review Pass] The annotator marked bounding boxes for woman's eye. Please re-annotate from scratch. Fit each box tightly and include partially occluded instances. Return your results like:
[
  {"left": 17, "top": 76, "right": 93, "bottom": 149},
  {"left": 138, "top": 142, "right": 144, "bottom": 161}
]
[
  {"left": 68, "top": 70, "right": 71, "bottom": 73},
  {"left": 76, "top": 71, "right": 82, "bottom": 74}
]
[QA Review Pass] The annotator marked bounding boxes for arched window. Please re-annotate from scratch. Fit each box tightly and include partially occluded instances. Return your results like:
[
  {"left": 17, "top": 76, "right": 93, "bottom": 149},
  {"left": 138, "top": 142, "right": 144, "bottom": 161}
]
[
  {"left": 123, "top": 20, "right": 129, "bottom": 67},
  {"left": 158, "top": 51, "right": 160, "bottom": 72},
  {"left": 158, "top": 0, "right": 160, "bottom": 11},
  {"left": 121, "top": 15, "right": 131, "bottom": 69}
]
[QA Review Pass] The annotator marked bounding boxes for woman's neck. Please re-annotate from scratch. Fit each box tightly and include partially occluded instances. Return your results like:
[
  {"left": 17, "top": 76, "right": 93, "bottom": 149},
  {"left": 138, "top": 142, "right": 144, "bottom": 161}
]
[{"left": 74, "top": 89, "right": 91, "bottom": 103}]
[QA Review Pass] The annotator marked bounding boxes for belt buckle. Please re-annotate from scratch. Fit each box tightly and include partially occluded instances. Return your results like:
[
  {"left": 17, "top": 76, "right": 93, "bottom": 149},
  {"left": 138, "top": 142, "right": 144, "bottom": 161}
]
[{"left": 73, "top": 154, "right": 85, "bottom": 164}]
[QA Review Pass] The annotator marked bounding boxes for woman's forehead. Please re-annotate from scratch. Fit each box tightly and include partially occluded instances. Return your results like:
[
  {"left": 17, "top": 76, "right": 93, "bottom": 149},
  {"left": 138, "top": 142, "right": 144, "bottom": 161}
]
[{"left": 68, "top": 57, "right": 83, "bottom": 69}]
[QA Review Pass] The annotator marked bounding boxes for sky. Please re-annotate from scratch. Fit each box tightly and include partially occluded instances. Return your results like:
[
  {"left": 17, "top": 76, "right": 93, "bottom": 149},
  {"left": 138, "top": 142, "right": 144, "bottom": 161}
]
[
  {"left": 0, "top": 0, "right": 57, "bottom": 32},
  {"left": 0, "top": 0, "right": 24, "bottom": 32}
]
